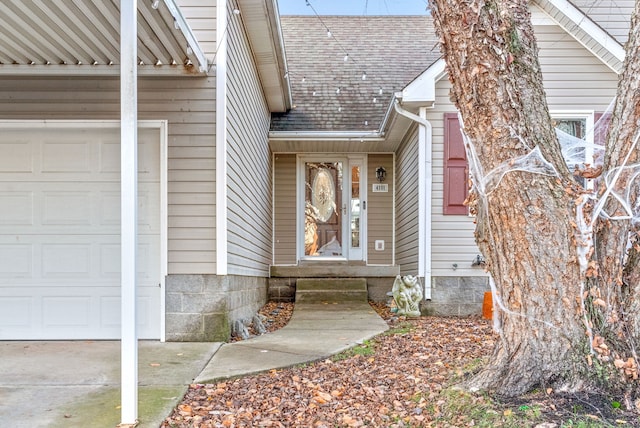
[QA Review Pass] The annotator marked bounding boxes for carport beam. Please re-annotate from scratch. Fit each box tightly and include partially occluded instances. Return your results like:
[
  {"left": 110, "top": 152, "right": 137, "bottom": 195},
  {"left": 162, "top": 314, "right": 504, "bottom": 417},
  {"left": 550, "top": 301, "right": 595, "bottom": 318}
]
[{"left": 120, "top": 0, "right": 139, "bottom": 426}]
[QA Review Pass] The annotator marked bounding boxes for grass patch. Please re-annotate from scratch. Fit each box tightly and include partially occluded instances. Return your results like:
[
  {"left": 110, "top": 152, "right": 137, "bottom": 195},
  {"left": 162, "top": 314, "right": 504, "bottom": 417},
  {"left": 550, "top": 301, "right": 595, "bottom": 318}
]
[
  {"left": 331, "top": 339, "right": 376, "bottom": 361},
  {"left": 431, "top": 388, "right": 634, "bottom": 428},
  {"left": 432, "top": 388, "right": 545, "bottom": 428},
  {"left": 383, "top": 321, "right": 413, "bottom": 336}
]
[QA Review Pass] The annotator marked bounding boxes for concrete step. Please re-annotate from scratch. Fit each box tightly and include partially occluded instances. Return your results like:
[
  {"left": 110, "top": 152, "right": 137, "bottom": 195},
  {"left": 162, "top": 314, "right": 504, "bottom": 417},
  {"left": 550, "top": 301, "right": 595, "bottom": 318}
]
[
  {"left": 295, "top": 278, "right": 368, "bottom": 304},
  {"left": 271, "top": 265, "right": 400, "bottom": 278}
]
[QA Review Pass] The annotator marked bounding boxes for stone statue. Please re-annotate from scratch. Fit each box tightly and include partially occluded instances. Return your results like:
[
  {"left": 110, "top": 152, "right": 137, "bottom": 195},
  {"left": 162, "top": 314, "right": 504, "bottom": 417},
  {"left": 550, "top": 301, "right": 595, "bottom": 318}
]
[{"left": 392, "top": 275, "right": 423, "bottom": 317}]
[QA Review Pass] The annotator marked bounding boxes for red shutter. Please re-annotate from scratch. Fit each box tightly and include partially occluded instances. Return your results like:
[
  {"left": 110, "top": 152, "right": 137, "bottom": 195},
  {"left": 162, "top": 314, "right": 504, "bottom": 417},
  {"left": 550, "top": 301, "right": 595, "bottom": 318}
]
[
  {"left": 443, "top": 113, "right": 469, "bottom": 215},
  {"left": 594, "top": 112, "right": 608, "bottom": 146}
]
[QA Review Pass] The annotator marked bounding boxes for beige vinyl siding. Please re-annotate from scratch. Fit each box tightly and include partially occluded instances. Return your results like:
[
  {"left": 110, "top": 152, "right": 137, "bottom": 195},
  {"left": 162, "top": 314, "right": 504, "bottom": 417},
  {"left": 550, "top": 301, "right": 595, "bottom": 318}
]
[
  {"left": 429, "top": 22, "right": 618, "bottom": 277},
  {"left": 177, "top": 0, "right": 217, "bottom": 54},
  {"left": 395, "top": 126, "right": 420, "bottom": 274},
  {"left": 536, "top": 24, "right": 619, "bottom": 110},
  {"left": 571, "top": 0, "right": 633, "bottom": 44},
  {"left": 226, "top": 4, "right": 273, "bottom": 276},
  {"left": 428, "top": 89, "right": 479, "bottom": 277},
  {"left": 273, "top": 154, "right": 297, "bottom": 264},
  {"left": 367, "top": 154, "right": 394, "bottom": 265}
]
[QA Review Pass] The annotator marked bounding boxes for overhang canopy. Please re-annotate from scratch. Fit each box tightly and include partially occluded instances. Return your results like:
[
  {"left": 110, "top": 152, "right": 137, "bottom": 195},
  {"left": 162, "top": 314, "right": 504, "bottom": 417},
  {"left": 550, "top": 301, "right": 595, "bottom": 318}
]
[{"left": 0, "top": 0, "right": 207, "bottom": 77}]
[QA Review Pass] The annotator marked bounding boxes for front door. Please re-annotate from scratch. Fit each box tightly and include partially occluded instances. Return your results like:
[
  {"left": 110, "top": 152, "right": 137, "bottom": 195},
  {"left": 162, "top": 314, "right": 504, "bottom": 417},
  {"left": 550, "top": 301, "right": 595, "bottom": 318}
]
[{"left": 299, "top": 156, "right": 366, "bottom": 261}]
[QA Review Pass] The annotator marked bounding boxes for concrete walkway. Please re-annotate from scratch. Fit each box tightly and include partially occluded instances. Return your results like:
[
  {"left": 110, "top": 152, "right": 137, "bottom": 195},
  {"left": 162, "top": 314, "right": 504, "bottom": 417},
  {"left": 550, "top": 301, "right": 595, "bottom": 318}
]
[
  {"left": 197, "top": 301, "right": 389, "bottom": 382},
  {"left": 0, "top": 301, "right": 387, "bottom": 427}
]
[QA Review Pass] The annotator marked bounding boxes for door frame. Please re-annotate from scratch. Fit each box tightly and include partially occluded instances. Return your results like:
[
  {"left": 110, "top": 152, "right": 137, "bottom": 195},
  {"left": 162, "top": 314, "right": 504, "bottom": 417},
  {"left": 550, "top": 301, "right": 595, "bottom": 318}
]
[{"left": 296, "top": 154, "right": 367, "bottom": 262}]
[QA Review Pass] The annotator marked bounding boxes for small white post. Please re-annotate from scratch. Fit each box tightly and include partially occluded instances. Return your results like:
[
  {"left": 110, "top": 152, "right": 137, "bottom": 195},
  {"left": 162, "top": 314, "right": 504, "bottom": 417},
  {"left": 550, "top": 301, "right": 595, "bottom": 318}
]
[{"left": 120, "top": 0, "right": 138, "bottom": 425}]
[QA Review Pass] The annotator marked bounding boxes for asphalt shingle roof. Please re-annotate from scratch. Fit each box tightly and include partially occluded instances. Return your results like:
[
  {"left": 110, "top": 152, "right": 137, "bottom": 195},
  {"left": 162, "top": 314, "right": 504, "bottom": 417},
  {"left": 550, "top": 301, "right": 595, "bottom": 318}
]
[{"left": 271, "top": 16, "right": 440, "bottom": 132}]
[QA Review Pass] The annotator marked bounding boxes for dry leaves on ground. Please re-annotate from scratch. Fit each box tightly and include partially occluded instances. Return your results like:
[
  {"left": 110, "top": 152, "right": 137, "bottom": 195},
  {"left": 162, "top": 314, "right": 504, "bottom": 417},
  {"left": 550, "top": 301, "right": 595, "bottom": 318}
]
[
  {"left": 163, "top": 302, "right": 640, "bottom": 427},
  {"left": 163, "top": 303, "right": 495, "bottom": 427},
  {"left": 230, "top": 302, "right": 294, "bottom": 342}
]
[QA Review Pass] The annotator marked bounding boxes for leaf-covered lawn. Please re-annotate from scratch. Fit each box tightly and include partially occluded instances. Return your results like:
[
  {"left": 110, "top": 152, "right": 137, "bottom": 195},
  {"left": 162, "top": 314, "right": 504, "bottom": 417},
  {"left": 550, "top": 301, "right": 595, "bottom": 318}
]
[{"left": 162, "top": 303, "right": 640, "bottom": 427}]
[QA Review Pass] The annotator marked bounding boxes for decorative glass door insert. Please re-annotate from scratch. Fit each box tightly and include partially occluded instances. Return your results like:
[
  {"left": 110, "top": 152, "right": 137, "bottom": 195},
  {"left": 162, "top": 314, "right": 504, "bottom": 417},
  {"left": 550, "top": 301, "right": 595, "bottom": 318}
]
[
  {"left": 304, "top": 161, "right": 343, "bottom": 257},
  {"left": 300, "top": 156, "right": 366, "bottom": 261}
]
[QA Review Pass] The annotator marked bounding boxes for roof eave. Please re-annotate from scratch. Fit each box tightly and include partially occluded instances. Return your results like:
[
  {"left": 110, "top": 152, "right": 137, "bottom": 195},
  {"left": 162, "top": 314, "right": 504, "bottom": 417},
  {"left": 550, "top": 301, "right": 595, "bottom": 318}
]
[
  {"left": 399, "top": 58, "right": 445, "bottom": 109},
  {"left": 269, "top": 130, "right": 384, "bottom": 141},
  {"left": 238, "top": 0, "right": 292, "bottom": 112},
  {"left": 532, "top": 0, "right": 625, "bottom": 73}
]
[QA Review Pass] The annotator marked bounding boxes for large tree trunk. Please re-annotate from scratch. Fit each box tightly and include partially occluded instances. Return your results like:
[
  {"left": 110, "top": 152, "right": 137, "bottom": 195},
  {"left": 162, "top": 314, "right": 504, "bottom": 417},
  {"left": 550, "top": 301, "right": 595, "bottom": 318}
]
[
  {"left": 598, "top": 1, "right": 640, "bottom": 345},
  {"left": 430, "top": 0, "right": 640, "bottom": 396}
]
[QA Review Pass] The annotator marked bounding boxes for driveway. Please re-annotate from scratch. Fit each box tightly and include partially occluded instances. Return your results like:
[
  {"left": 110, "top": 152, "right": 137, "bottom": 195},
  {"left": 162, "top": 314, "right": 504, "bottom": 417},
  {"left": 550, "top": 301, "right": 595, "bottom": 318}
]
[{"left": 0, "top": 340, "right": 219, "bottom": 428}]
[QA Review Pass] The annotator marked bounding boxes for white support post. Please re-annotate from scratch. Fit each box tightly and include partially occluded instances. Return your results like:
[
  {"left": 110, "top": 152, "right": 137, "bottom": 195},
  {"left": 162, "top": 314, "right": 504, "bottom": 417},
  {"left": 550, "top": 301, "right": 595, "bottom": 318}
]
[
  {"left": 120, "top": 0, "right": 138, "bottom": 425},
  {"left": 216, "top": 0, "right": 228, "bottom": 275}
]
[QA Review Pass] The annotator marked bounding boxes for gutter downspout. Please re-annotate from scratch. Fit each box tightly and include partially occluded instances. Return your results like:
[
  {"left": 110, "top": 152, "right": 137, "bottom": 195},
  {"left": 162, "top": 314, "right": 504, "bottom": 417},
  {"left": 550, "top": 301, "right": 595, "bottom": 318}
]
[{"left": 393, "top": 100, "right": 433, "bottom": 300}]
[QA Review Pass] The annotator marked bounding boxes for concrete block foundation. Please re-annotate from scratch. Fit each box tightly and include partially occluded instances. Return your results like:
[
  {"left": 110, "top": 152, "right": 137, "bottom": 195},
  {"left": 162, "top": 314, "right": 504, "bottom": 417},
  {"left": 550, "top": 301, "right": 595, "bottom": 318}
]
[
  {"left": 422, "top": 276, "right": 490, "bottom": 316},
  {"left": 165, "top": 274, "right": 267, "bottom": 342}
]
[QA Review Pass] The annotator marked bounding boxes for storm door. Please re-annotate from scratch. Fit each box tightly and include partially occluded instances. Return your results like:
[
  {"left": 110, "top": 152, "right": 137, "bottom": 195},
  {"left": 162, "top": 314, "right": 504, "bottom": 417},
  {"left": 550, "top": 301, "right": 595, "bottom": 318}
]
[{"left": 299, "top": 156, "right": 366, "bottom": 261}]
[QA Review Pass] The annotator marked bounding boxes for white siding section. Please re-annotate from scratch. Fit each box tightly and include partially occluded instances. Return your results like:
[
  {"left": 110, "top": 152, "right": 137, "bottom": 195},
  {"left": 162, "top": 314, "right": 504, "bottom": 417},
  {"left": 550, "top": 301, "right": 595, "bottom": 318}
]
[
  {"left": 395, "top": 126, "right": 420, "bottom": 274},
  {"left": 226, "top": 5, "right": 273, "bottom": 276},
  {"left": 0, "top": 5, "right": 217, "bottom": 275},
  {"left": 430, "top": 22, "right": 619, "bottom": 277}
]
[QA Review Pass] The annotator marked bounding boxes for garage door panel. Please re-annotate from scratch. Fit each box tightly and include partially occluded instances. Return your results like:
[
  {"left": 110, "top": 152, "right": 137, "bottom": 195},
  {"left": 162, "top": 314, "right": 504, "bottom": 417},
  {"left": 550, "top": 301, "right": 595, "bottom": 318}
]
[
  {"left": 0, "top": 236, "right": 157, "bottom": 284},
  {"left": 99, "top": 188, "right": 159, "bottom": 231},
  {"left": 0, "top": 184, "right": 159, "bottom": 235},
  {"left": 42, "top": 244, "right": 91, "bottom": 278},
  {"left": 41, "top": 140, "right": 91, "bottom": 173},
  {"left": 0, "top": 140, "right": 33, "bottom": 172},
  {"left": 0, "top": 125, "right": 161, "bottom": 340},
  {"left": 99, "top": 241, "right": 156, "bottom": 281},
  {"left": 100, "top": 133, "right": 160, "bottom": 179},
  {"left": 42, "top": 191, "right": 92, "bottom": 226},
  {"left": 0, "top": 297, "right": 32, "bottom": 327},
  {"left": 0, "top": 244, "right": 33, "bottom": 278},
  {"left": 43, "top": 296, "right": 91, "bottom": 327},
  {"left": 101, "top": 294, "right": 157, "bottom": 333},
  {"left": 0, "top": 285, "right": 159, "bottom": 340},
  {"left": 0, "top": 191, "right": 33, "bottom": 225},
  {"left": 0, "top": 129, "right": 160, "bottom": 182}
]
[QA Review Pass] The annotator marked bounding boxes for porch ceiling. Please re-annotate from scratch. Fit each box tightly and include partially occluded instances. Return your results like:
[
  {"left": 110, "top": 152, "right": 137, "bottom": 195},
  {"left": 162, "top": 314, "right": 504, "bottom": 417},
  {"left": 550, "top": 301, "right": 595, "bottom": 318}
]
[{"left": 0, "top": 0, "right": 207, "bottom": 77}]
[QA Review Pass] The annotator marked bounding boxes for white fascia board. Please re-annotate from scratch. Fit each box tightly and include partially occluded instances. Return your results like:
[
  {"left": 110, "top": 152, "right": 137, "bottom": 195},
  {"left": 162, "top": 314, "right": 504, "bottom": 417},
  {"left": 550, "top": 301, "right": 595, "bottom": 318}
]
[
  {"left": 401, "top": 59, "right": 446, "bottom": 105},
  {"left": 541, "top": 0, "right": 625, "bottom": 65},
  {"left": 269, "top": 131, "right": 385, "bottom": 141}
]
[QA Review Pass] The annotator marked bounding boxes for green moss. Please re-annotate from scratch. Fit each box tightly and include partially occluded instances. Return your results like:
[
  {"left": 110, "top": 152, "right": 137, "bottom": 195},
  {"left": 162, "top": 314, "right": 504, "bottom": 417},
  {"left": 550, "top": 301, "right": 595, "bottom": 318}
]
[
  {"left": 52, "top": 386, "right": 187, "bottom": 428},
  {"left": 331, "top": 340, "right": 376, "bottom": 361}
]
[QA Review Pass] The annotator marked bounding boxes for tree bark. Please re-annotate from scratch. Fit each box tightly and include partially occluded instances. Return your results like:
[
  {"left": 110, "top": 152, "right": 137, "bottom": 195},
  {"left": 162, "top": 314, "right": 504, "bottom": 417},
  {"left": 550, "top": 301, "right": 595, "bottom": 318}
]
[
  {"left": 598, "top": 1, "right": 640, "bottom": 345},
  {"left": 430, "top": 0, "right": 640, "bottom": 396}
]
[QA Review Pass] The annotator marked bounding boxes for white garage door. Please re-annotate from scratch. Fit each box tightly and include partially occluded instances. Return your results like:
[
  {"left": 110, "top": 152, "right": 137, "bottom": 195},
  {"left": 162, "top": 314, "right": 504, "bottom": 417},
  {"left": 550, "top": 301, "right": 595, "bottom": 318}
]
[{"left": 0, "top": 124, "right": 161, "bottom": 340}]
